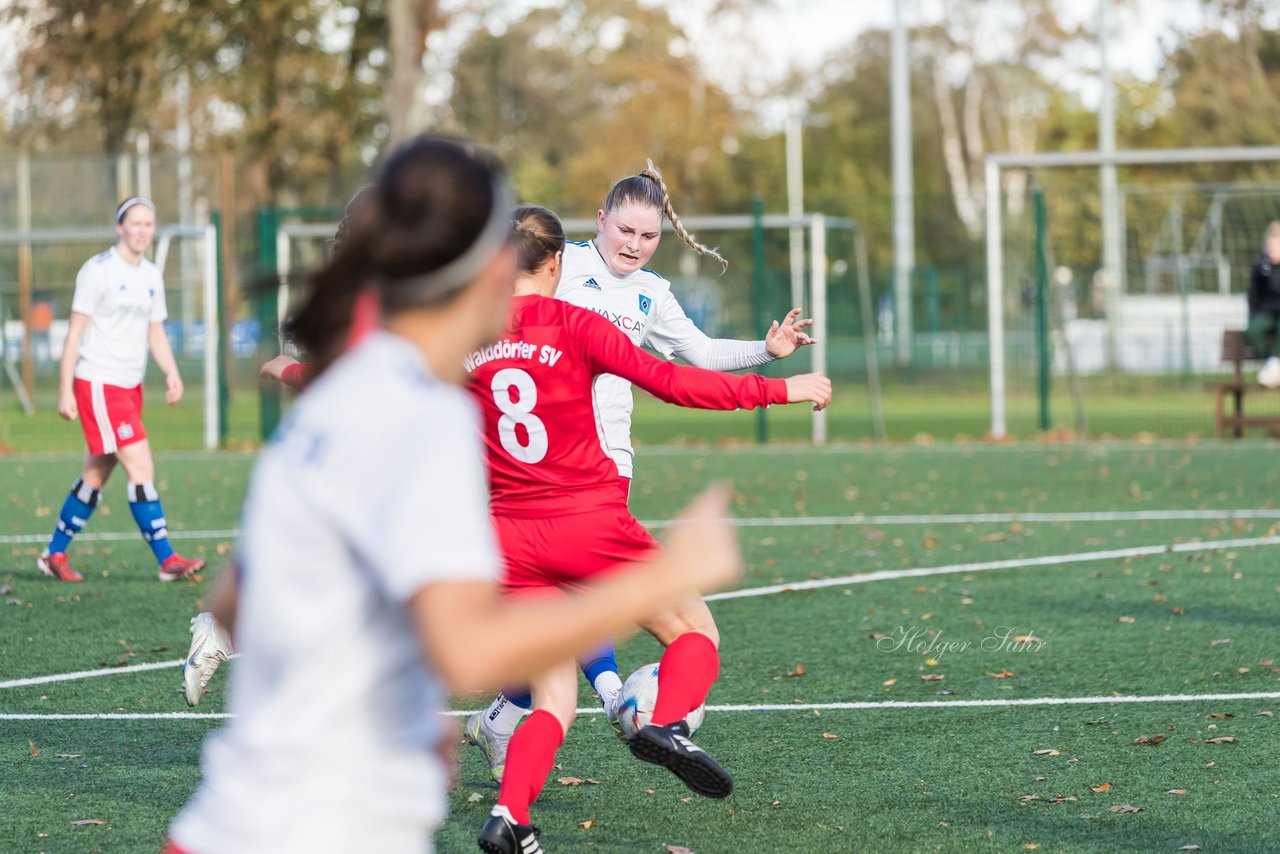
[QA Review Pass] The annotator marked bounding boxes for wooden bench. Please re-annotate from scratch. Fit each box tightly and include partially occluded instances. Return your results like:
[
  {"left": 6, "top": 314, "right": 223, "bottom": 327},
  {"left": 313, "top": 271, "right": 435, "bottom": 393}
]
[{"left": 1212, "top": 329, "right": 1280, "bottom": 438}]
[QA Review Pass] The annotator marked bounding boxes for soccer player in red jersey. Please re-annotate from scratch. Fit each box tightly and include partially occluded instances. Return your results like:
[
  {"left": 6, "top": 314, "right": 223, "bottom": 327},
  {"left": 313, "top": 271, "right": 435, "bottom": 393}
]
[{"left": 472, "top": 206, "right": 830, "bottom": 853}]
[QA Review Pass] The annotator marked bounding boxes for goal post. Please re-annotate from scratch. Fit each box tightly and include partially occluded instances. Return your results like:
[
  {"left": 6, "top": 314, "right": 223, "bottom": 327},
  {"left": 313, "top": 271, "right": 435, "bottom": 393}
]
[{"left": 985, "top": 145, "right": 1280, "bottom": 439}]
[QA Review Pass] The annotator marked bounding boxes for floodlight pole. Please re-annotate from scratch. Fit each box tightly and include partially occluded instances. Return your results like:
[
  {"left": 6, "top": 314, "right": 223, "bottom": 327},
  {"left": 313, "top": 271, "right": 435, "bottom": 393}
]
[
  {"left": 786, "top": 105, "right": 806, "bottom": 313},
  {"left": 1098, "top": 0, "right": 1122, "bottom": 368}
]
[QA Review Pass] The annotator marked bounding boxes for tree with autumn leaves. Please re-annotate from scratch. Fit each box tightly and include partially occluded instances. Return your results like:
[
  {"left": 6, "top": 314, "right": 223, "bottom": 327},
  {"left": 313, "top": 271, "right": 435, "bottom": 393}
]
[{"left": 3, "top": 0, "right": 1280, "bottom": 276}]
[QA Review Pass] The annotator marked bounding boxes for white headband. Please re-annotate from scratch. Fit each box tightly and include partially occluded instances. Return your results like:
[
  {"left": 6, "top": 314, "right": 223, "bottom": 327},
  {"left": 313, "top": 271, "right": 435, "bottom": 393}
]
[
  {"left": 383, "top": 178, "right": 515, "bottom": 306},
  {"left": 115, "top": 196, "right": 156, "bottom": 224}
]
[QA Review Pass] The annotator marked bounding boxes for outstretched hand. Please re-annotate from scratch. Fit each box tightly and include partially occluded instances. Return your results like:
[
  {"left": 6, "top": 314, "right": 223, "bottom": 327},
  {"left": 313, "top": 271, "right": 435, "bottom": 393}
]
[
  {"left": 765, "top": 308, "right": 816, "bottom": 358},
  {"left": 260, "top": 354, "right": 301, "bottom": 384},
  {"left": 784, "top": 372, "right": 833, "bottom": 411}
]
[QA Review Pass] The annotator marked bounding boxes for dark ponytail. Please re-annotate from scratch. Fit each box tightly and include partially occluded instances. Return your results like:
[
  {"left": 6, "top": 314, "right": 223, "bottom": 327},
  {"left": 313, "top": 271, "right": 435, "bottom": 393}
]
[
  {"left": 289, "top": 136, "right": 512, "bottom": 379},
  {"left": 511, "top": 205, "right": 565, "bottom": 273}
]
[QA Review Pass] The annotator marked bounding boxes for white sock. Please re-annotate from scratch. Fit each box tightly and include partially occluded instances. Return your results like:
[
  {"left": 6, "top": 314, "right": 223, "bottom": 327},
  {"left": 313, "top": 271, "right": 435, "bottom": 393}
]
[
  {"left": 483, "top": 694, "right": 526, "bottom": 736},
  {"left": 594, "top": 671, "right": 624, "bottom": 713}
]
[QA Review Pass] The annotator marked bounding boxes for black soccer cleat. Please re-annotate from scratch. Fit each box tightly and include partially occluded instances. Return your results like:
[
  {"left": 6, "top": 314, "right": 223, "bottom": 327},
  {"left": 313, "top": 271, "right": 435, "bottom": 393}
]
[
  {"left": 477, "top": 805, "right": 544, "bottom": 854},
  {"left": 628, "top": 720, "right": 734, "bottom": 799}
]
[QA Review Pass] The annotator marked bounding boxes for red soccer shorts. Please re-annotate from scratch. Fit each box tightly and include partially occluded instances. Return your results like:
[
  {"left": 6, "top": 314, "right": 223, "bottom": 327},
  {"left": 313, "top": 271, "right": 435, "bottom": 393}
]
[
  {"left": 74, "top": 378, "right": 147, "bottom": 455},
  {"left": 496, "top": 504, "right": 659, "bottom": 592}
]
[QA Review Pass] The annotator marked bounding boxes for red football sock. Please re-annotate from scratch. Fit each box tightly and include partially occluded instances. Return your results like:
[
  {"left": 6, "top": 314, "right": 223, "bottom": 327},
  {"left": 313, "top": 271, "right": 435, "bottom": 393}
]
[
  {"left": 497, "top": 709, "right": 565, "bottom": 826},
  {"left": 649, "top": 631, "right": 720, "bottom": 727}
]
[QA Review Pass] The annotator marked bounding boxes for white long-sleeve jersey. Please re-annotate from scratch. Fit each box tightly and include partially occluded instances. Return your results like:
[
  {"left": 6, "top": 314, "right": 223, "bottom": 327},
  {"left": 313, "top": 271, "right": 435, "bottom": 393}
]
[{"left": 555, "top": 240, "right": 773, "bottom": 478}]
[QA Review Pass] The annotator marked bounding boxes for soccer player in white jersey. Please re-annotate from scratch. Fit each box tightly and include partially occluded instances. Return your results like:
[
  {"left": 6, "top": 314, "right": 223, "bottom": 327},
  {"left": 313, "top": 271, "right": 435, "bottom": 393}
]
[
  {"left": 37, "top": 197, "right": 205, "bottom": 582},
  {"left": 165, "top": 137, "right": 743, "bottom": 854},
  {"left": 466, "top": 161, "right": 814, "bottom": 777}
]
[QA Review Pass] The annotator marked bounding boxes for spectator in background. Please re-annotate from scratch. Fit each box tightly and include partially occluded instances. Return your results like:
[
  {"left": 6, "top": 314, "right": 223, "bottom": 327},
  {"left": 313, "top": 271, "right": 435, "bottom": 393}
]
[{"left": 1247, "top": 221, "right": 1280, "bottom": 389}]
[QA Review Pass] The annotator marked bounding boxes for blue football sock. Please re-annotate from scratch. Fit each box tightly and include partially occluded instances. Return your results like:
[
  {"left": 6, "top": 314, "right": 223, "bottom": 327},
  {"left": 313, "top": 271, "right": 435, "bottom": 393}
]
[
  {"left": 504, "top": 687, "right": 533, "bottom": 710},
  {"left": 579, "top": 642, "right": 619, "bottom": 686},
  {"left": 48, "top": 478, "right": 100, "bottom": 555},
  {"left": 127, "top": 481, "right": 176, "bottom": 564},
  {"left": 580, "top": 642, "right": 623, "bottom": 707}
]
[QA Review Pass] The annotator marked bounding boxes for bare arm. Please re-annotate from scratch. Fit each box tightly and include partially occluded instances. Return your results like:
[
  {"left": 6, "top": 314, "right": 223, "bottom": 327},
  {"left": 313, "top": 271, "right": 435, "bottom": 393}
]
[
  {"left": 208, "top": 565, "right": 240, "bottom": 640},
  {"left": 57, "top": 312, "right": 91, "bottom": 420},
  {"left": 147, "top": 321, "right": 183, "bottom": 404},
  {"left": 409, "top": 487, "right": 740, "bottom": 694}
]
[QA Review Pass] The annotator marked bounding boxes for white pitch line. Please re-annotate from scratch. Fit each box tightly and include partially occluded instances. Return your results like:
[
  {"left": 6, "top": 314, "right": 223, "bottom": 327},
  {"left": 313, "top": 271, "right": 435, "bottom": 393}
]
[
  {"left": 4, "top": 691, "right": 1279, "bottom": 722},
  {"left": 705, "top": 533, "right": 1280, "bottom": 601},
  {"left": 4, "top": 508, "right": 1279, "bottom": 545},
  {"left": 0, "top": 656, "right": 238, "bottom": 691},
  {"left": 646, "top": 509, "right": 1280, "bottom": 529},
  {"left": 0, "top": 529, "right": 240, "bottom": 545},
  {"left": 5, "top": 532, "right": 1277, "bottom": 693}
]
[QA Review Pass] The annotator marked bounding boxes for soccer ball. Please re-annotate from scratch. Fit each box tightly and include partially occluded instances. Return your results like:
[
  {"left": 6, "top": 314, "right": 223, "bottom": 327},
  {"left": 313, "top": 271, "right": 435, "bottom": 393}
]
[{"left": 615, "top": 662, "right": 706, "bottom": 740}]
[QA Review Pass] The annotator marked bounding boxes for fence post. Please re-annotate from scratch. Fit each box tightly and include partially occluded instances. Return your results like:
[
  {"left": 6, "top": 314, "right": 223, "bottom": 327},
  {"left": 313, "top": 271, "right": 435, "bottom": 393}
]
[
  {"left": 751, "top": 196, "right": 768, "bottom": 444},
  {"left": 256, "top": 206, "right": 282, "bottom": 440},
  {"left": 212, "top": 211, "right": 229, "bottom": 447},
  {"left": 1034, "top": 188, "right": 1051, "bottom": 432}
]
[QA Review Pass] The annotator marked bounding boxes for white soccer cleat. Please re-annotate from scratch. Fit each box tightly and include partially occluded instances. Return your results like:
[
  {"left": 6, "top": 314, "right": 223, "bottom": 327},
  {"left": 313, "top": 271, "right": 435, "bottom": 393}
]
[
  {"left": 465, "top": 711, "right": 513, "bottom": 783},
  {"left": 1259, "top": 356, "right": 1280, "bottom": 389},
  {"left": 603, "top": 688, "right": 627, "bottom": 741},
  {"left": 182, "top": 612, "right": 233, "bottom": 707}
]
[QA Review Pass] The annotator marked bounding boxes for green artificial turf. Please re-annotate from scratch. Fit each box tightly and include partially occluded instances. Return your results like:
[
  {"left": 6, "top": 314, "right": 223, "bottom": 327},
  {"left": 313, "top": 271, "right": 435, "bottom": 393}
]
[{"left": 1, "top": 443, "right": 1277, "bottom": 852}]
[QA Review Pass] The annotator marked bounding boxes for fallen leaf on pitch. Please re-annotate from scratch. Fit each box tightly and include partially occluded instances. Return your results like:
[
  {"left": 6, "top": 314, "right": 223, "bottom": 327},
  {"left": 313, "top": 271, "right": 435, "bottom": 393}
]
[
  {"left": 1034, "top": 776, "right": 1046, "bottom": 782},
  {"left": 466, "top": 792, "right": 482, "bottom": 803},
  {"left": 1256, "top": 710, "right": 1274, "bottom": 718},
  {"left": 71, "top": 819, "right": 106, "bottom": 826},
  {"left": 644, "top": 789, "right": 655, "bottom": 795},
  {"left": 1108, "top": 805, "right": 1143, "bottom": 814},
  {"left": 883, "top": 678, "right": 897, "bottom": 686},
  {"left": 1178, "top": 846, "right": 1202, "bottom": 851},
  {"left": 1206, "top": 737, "right": 1236, "bottom": 744},
  {"left": 1133, "top": 735, "right": 1166, "bottom": 746},
  {"left": 979, "top": 532, "right": 1007, "bottom": 542},
  {"left": 1045, "top": 795, "right": 1076, "bottom": 803},
  {"left": 785, "top": 663, "right": 806, "bottom": 677},
  {"left": 921, "top": 673, "right": 945, "bottom": 681},
  {"left": 1117, "top": 616, "right": 1136, "bottom": 624},
  {"left": 578, "top": 819, "right": 596, "bottom": 829},
  {"left": 27, "top": 740, "right": 40, "bottom": 757},
  {"left": 1032, "top": 749, "right": 1060, "bottom": 756},
  {"left": 1167, "top": 789, "right": 1187, "bottom": 795},
  {"left": 1090, "top": 783, "right": 1113, "bottom": 792},
  {"left": 1018, "top": 794, "right": 1040, "bottom": 802},
  {"left": 1205, "top": 712, "right": 1234, "bottom": 719},
  {"left": 1210, "top": 638, "right": 1232, "bottom": 646},
  {"left": 54, "top": 754, "right": 83, "bottom": 759},
  {"left": 558, "top": 777, "right": 599, "bottom": 786},
  {"left": 821, "top": 732, "right": 839, "bottom": 739},
  {"left": 1022, "top": 844, "right": 1039, "bottom": 850},
  {"left": 680, "top": 797, "right": 693, "bottom": 804},
  {"left": 987, "top": 670, "right": 1015, "bottom": 679},
  {"left": 665, "top": 846, "right": 694, "bottom": 854}
]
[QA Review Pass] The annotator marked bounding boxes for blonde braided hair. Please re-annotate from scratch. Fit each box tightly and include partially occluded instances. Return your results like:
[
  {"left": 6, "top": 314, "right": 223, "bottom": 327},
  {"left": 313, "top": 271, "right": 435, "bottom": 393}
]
[
  {"left": 601, "top": 160, "right": 729, "bottom": 274},
  {"left": 638, "top": 159, "right": 728, "bottom": 274}
]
